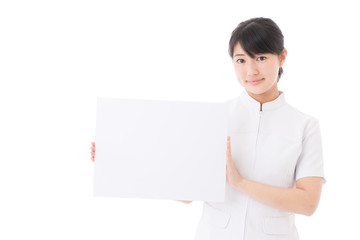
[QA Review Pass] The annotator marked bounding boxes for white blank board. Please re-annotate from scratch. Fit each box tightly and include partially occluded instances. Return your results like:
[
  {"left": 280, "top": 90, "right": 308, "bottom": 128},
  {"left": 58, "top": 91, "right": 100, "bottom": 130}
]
[{"left": 94, "top": 98, "right": 227, "bottom": 202}]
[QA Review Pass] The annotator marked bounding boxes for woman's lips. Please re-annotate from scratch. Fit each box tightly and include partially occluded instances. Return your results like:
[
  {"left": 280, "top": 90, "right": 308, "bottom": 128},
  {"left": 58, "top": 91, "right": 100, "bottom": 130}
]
[{"left": 246, "top": 78, "right": 264, "bottom": 85}]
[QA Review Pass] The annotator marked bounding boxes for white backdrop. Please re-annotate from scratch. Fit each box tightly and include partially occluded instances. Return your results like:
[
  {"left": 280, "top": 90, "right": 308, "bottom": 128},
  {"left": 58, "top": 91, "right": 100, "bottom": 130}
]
[{"left": 0, "top": 0, "right": 359, "bottom": 239}]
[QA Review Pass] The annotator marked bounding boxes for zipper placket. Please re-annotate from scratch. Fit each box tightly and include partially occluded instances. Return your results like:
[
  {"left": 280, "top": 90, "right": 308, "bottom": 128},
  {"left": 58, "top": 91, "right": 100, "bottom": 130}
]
[
  {"left": 253, "top": 110, "right": 263, "bottom": 174},
  {"left": 243, "top": 110, "right": 263, "bottom": 239},
  {"left": 256, "top": 110, "right": 263, "bottom": 147}
]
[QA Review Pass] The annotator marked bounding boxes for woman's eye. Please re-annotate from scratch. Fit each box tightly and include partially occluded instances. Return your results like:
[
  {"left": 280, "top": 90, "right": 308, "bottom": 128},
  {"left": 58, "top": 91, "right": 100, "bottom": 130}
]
[
  {"left": 257, "top": 56, "right": 267, "bottom": 61},
  {"left": 236, "top": 59, "right": 245, "bottom": 63}
]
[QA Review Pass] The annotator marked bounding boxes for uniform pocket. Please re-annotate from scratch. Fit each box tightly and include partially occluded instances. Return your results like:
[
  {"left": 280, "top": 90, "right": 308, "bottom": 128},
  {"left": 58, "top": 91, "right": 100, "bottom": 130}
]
[
  {"left": 263, "top": 215, "right": 294, "bottom": 235},
  {"left": 202, "top": 202, "right": 231, "bottom": 229}
]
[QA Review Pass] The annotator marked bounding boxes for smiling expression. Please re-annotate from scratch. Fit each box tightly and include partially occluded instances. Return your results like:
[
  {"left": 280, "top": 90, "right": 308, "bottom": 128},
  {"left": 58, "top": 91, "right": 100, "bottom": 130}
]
[{"left": 232, "top": 42, "right": 287, "bottom": 98}]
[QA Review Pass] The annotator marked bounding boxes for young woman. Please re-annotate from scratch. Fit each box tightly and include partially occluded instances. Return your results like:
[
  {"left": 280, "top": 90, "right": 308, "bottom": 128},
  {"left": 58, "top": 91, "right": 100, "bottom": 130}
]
[
  {"left": 91, "top": 17, "right": 325, "bottom": 240},
  {"left": 192, "top": 17, "right": 325, "bottom": 240}
]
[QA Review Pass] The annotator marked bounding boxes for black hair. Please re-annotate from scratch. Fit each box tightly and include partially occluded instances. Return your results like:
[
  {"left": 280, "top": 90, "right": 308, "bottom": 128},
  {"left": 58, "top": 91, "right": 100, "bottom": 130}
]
[{"left": 229, "top": 17, "right": 285, "bottom": 81}]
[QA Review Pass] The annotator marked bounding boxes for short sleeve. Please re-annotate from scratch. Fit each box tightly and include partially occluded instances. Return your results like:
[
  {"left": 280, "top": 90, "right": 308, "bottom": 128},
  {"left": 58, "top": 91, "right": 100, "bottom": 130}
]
[{"left": 295, "top": 118, "right": 325, "bottom": 182}]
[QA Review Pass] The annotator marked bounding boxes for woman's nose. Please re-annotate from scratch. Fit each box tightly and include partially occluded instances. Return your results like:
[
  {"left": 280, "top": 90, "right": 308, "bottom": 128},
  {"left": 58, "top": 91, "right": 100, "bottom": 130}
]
[{"left": 247, "top": 61, "right": 259, "bottom": 76}]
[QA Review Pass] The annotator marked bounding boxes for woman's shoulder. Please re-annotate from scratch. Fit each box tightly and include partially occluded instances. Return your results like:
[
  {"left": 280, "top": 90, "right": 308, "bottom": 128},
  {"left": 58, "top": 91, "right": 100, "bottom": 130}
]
[{"left": 283, "top": 101, "right": 320, "bottom": 127}]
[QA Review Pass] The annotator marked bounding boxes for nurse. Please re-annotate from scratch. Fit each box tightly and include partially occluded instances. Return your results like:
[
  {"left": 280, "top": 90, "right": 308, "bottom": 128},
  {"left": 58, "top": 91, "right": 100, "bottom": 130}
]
[
  {"left": 192, "top": 17, "right": 325, "bottom": 240},
  {"left": 90, "top": 17, "right": 325, "bottom": 240}
]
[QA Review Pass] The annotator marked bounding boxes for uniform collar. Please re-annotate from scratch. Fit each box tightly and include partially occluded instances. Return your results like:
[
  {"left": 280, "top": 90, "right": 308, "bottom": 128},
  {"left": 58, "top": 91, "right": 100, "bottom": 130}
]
[{"left": 240, "top": 90, "right": 286, "bottom": 112}]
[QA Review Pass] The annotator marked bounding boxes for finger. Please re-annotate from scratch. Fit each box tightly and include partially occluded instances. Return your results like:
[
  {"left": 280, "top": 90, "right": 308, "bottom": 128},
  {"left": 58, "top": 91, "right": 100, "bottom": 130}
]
[
  {"left": 227, "top": 136, "right": 231, "bottom": 153},
  {"left": 91, "top": 142, "right": 95, "bottom": 147},
  {"left": 226, "top": 142, "right": 231, "bottom": 162},
  {"left": 91, "top": 146, "right": 95, "bottom": 152},
  {"left": 226, "top": 137, "right": 229, "bottom": 151},
  {"left": 226, "top": 151, "right": 230, "bottom": 163},
  {"left": 226, "top": 167, "right": 231, "bottom": 184},
  {"left": 227, "top": 154, "right": 233, "bottom": 168}
]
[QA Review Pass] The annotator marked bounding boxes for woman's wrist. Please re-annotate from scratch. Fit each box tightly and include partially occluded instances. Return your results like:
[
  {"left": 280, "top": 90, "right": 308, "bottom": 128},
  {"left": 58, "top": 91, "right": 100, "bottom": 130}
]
[{"left": 235, "top": 176, "right": 246, "bottom": 192}]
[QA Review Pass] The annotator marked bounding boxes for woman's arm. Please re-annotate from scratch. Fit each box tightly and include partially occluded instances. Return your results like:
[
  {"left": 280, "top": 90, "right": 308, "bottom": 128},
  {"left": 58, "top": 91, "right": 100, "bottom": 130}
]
[
  {"left": 226, "top": 136, "right": 323, "bottom": 216},
  {"left": 234, "top": 177, "right": 322, "bottom": 216}
]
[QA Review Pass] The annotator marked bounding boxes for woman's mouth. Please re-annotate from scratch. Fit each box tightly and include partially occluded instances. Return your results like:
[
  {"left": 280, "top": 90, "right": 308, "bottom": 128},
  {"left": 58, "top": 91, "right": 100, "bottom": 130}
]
[{"left": 246, "top": 78, "right": 264, "bottom": 85}]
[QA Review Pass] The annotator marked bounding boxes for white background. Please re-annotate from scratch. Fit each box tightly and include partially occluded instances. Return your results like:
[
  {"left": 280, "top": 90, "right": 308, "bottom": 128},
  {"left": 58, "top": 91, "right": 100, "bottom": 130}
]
[{"left": 0, "top": 0, "right": 359, "bottom": 239}]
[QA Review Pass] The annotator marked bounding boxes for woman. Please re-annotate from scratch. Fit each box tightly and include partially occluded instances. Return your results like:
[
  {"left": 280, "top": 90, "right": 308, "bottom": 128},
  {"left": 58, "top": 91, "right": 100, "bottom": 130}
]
[
  {"left": 91, "top": 17, "right": 325, "bottom": 240},
  {"left": 192, "top": 17, "right": 325, "bottom": 240}
]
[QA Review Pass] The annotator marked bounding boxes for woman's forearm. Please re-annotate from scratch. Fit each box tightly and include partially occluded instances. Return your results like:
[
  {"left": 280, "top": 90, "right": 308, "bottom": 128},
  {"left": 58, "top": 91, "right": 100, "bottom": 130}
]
[{"left": 235, "top": 177, "right": 322, "bottom": 216}]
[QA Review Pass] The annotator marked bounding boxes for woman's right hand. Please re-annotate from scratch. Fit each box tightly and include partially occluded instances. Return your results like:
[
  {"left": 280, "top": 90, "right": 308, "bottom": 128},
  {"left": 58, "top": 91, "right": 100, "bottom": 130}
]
[{"left": 90, "top": 142, "right": 95, "bottom": 162}]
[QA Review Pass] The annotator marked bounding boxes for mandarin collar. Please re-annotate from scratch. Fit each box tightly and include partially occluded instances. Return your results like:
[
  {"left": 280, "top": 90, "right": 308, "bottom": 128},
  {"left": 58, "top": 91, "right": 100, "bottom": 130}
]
[{"left": 239, "top": 90, "right": 286, "bottom": 112}]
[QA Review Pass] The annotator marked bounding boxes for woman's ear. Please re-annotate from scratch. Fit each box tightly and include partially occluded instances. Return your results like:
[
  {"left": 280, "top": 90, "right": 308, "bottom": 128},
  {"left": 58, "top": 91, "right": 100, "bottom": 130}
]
[{"left": 279, "top": 48, "right": 287, "bottom": 67}]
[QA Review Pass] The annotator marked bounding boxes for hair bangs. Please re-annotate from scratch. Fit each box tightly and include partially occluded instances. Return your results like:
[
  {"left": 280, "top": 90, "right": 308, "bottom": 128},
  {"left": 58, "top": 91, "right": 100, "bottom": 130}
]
[{"left": 239, "top": 23, "right": 278, "bottom": 58}]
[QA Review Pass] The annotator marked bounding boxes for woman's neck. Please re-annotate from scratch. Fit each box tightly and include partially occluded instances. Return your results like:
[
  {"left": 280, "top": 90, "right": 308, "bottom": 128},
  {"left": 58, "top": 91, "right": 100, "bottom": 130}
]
[{"left": 246, "top": 84, "right": 280, "bottom": 111}]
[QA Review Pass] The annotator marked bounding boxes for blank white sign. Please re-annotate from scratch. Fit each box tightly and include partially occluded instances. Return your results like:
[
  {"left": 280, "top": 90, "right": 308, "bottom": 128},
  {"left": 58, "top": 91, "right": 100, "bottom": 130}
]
[{"left": 94, "top": 98, "right": 227, "bottom": 202}]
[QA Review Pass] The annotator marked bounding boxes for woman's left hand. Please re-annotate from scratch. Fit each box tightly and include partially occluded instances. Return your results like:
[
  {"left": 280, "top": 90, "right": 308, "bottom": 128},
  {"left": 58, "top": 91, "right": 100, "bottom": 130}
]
[{"left": 226, "top": 136, "right": 243, "bottom": 190}]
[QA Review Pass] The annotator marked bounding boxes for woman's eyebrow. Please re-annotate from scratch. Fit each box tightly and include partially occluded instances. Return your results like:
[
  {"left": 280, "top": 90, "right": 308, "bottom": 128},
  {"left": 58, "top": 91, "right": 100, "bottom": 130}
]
[{"left": 233, "top": 53, "right": 246, "bottom": 57}]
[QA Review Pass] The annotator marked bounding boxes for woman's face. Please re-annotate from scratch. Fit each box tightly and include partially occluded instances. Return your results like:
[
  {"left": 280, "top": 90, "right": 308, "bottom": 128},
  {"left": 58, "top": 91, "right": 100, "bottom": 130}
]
[{"left": 232, "top": 42, "right": 286, "bottom": 96}]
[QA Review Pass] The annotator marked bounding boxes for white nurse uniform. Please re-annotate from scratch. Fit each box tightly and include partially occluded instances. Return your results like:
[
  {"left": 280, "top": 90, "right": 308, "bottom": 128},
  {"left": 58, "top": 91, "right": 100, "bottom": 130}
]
[{"left": 194, "top": 91, "right": 325, "bottom": 240}]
